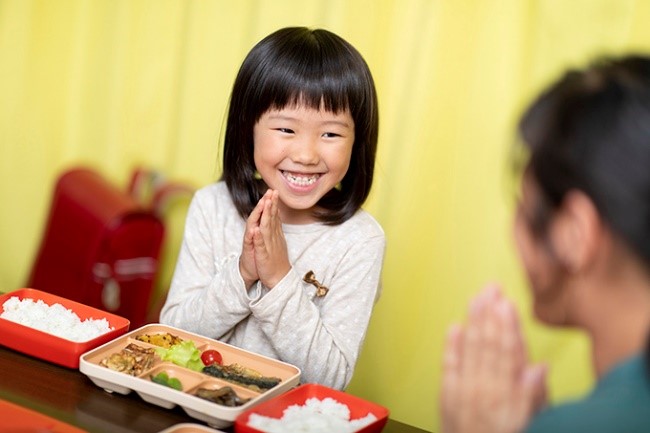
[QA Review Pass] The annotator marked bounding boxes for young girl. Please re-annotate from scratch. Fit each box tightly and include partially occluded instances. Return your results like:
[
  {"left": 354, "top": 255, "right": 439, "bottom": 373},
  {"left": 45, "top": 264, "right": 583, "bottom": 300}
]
[
  {"left": 440, "top": 55, "right": 650, "bottom": 432},
  {"left": 160, "top": 27, "right": 384, "bottom": 391}
]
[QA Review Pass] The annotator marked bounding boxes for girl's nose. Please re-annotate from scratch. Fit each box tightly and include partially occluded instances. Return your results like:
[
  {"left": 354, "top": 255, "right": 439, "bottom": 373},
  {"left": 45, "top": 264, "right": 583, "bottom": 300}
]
[{"left": 291, "top": 137, "right": 320, "bottom": 165}]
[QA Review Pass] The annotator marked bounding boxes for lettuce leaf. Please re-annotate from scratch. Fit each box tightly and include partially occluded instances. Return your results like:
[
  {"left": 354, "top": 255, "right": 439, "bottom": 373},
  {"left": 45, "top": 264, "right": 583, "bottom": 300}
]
[{"left": 156, "top": 340, "right": 205, "bottom": 372}]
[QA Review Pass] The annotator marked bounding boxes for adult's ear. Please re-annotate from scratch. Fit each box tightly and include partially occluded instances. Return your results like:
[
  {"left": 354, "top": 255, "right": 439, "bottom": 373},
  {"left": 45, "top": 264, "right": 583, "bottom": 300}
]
[{"left": 549, "top": 190, "right": 603, "bottom": 273}]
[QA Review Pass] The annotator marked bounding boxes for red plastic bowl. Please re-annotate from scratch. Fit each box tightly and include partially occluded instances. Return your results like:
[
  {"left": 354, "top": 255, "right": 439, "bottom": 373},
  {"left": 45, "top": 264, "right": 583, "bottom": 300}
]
[
  {"left": 0, "top": 288, "right": 130, "bottom": 368},
  {"left": 234, "top": 383, "right": 389, "bottom": 433}
]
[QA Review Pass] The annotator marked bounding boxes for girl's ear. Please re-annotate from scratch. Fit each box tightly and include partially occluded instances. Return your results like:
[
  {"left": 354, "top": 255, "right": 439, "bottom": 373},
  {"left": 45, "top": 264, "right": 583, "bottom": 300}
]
[{"left": 550, "top": 190, "right": 602, "bottom": 273}]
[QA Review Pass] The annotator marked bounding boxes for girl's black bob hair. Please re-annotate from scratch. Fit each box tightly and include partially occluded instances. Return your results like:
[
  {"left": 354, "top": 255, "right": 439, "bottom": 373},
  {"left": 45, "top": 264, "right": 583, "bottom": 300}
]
[{"left": 221, "top": 26, "right": 379, "bottom": 225}]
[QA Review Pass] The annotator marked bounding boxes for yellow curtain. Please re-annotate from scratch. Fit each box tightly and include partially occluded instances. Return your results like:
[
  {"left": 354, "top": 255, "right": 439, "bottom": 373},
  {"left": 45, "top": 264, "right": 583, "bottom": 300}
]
[{"left": 2, "top": 0, "right": 649, "bottom": 430}]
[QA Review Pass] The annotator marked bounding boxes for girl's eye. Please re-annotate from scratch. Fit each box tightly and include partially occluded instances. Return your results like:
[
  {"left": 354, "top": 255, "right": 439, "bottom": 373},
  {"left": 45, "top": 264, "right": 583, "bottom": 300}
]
[
  {"left": 276, "top": 128, "right": 294, "bottom": 134},
  {"left": 322, "top": 132, "right": 341, "bottom": 138}
]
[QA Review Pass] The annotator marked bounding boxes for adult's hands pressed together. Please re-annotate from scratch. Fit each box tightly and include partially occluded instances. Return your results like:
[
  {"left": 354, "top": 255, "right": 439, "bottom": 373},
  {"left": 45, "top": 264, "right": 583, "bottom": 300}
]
[
  {"left": 240, "top": 189, "right": 291, "bottom": 289},
  {"left": 440, "top": 285, "right": 548, "bottom": 433}
]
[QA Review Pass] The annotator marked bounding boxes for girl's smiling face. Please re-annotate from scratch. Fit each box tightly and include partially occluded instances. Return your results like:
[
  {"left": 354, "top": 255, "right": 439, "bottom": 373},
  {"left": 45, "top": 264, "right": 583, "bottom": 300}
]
[{"left": 253, "top": 103, "right": 355, "bottom": 224}]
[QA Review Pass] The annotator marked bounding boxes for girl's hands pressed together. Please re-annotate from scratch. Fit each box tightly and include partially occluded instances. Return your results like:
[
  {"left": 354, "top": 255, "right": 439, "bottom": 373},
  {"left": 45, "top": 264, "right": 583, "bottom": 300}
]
[
  {"left": 253, "top": 189, "right": 291, "bottom": 288},
  {"left": 440, "top": 285, "right": 547, "bottom": 433},
  {"left": 240, "top": 189, "right": 291, "bottom": 289},
  {"left": 240, "top": 190, "right": 266, "bottom": 288}
]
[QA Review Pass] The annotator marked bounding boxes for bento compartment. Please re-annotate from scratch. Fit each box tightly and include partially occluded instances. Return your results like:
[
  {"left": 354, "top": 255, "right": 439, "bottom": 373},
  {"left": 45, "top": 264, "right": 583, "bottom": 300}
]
[
  {"left": 80, "top": 336, "right": 162, "bottom": 394},
  {"left": 189, "top": 377, "right": 259, "bottom": 408},
  {"left": 81, "top": 331, "right": 158, "bottom": 365},
  {"left": 92, "top": 341, "right": 160, "bottom": 376},
  {"left": 130, "top": 326, "right": 207, "bottom": 371},
  {"left": 197, "top": 343, "right": 296, "bottom": 383},
  {"left": 136, "top": 364, "right": 203, "bottom": 409},
  {"left": 142, "top": 364, "right": 205, "bottom": 393},
  {"left": 133, "top": 329, "right": 191, "bottom": 349},
  {"left": 200, "top": 362, "right": 284, "bottom": 393},
  {"left": 130, "top": 324, "right": 203, "bottom": 347}
]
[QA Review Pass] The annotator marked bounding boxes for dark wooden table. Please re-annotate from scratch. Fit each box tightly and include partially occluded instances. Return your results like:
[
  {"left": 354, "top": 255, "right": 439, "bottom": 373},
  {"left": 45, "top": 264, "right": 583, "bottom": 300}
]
[{"left": 0, "top": 346, "right": 430, "bottom": 433}]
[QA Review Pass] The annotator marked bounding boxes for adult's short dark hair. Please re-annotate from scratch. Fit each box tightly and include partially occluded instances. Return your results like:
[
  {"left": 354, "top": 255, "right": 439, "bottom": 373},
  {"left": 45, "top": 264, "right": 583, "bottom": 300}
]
[
  {"left": 518, "top": 54, "right": 650, "bottom": 266},
  {"left": 221, "top": 26, "right": 379, "bottom": 225}
]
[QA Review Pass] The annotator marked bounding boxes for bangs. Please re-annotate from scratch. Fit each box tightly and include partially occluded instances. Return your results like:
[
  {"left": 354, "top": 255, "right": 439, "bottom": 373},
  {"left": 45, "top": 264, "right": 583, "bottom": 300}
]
[
  {"left": 247, "top": 29, "right": 369, "bottom": 119},
  {"left": 253, "top": 59, "right": 358, "bottom": 118}
]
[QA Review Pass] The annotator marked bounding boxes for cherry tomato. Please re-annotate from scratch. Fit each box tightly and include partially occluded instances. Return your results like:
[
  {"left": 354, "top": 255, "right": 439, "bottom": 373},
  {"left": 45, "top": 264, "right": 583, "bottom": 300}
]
[{"left": 201, "top": 349, "right": 223, "bottom": 366}]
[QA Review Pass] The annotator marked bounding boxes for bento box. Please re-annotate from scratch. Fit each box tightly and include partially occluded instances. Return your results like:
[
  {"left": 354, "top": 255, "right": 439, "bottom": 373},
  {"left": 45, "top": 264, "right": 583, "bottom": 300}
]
[
  {"left": 234, "top": 383, "right": 389, "bottom": 433},
  {"left": 79, "top": 323, "right": 301, "bottom": 429},
  {"left": 0, "top": 288, "right": 130, "bottom": 368},
  {"left": 158, "top": 423, "right": 228, "bottom": 433}
]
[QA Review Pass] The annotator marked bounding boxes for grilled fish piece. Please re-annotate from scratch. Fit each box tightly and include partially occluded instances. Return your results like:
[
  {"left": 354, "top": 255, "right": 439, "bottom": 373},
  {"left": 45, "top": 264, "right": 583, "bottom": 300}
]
[{"left": 202, "top": 363, "right": 281, "bottom": 391}]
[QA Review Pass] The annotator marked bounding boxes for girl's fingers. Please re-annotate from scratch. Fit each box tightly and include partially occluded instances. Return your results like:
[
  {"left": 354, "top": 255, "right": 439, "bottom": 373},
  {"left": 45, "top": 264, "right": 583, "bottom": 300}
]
[
  {"left": 252, "top": 190, "right": 290, "bottom": 288},
  {"left": 247, "top": 190, "right": 270, "bottom": 228},
  {"left": 269, "top": 190, "right": 279, "bottom": 221},
  {"left": 259, "top": 192, "right": 273, "bottom": 229},
  {"left": 240, "top": 190, "right": 273, "bottom": 288},
  {"left": 239, "top": 226, "right": 259, "bottom": 287},
  {"left": 259, "top": 189, "right": 280, "bottom": 230}
]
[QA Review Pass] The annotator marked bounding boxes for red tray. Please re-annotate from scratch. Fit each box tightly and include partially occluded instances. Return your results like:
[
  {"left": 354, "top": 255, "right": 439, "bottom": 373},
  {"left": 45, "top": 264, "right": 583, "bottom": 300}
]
[
  {"left": 234, "top": 383, "right": 389, "bottom": 433},
  {"left": 0, "top": 288, "right": 130, "bottom": 368}
]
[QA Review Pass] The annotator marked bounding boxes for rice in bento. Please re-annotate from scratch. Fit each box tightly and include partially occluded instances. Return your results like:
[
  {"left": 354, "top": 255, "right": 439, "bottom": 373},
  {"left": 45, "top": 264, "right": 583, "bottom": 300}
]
[
  {"left": 247, "top": 397, "right": 378, "bottom": 433},
  {"left": 1, "top": 296, "right": 113, "bottom": 342}
]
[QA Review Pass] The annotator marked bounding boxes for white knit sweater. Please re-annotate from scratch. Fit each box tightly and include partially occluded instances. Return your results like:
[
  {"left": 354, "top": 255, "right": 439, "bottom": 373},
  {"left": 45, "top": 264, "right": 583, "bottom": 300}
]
[{"left": 160, "top": 181, "right": 385, "bottom": 390}]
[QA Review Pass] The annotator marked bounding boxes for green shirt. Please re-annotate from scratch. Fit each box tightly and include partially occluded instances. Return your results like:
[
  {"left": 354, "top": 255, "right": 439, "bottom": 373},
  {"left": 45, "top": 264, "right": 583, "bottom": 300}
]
[{"left": 526, "top": 353, "right": 650, "bottom": 433}]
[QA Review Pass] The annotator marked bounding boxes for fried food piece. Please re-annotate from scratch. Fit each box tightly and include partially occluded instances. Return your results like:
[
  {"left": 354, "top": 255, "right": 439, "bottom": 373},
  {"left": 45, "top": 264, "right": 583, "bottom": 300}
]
[
  {"left": 99, "top": 343, "right": 157, "bottom": 376},
  {"left": 135, "top": 332, "right": 184, "bottom": 348}
]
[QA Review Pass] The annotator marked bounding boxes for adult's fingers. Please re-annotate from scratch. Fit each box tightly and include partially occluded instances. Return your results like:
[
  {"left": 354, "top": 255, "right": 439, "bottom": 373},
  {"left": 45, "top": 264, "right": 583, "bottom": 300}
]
[
  {"left": 441, "top": 323, "right": 463, "bottom": 433},
  {"left": 494, "top": 297, "right": 524, "bottom": 392},
  {"left": 524, "top": 364, "right": 549, "bottom": 416},
  {"left": 476, "top": 286, "right": 504, "bottom": 390}
]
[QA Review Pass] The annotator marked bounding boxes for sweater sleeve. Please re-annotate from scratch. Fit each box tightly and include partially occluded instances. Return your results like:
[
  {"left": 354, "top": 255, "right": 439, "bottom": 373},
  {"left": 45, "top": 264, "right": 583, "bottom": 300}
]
[
  {"left": 159, "top": 192, "right": 255, "bottom": 339},
  {"left": 249, "top": 233, "right": 385, "bottom": 390}
]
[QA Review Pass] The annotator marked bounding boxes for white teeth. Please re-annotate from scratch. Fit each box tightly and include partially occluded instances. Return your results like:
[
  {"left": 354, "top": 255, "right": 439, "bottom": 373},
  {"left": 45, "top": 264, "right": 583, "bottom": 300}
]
[{"left": 283, "top": 171, "right": 319, "bottom": 186}]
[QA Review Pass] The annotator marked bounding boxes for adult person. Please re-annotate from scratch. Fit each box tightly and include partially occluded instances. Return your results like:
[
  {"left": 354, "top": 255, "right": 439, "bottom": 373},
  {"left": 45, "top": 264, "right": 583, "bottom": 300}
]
[{"left": 440, "top": 55, "right": 650, "bottom": 433}]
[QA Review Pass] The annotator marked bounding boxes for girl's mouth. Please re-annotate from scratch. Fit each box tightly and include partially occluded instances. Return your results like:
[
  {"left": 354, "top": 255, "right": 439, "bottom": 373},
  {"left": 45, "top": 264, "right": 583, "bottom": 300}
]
[{"left": 282, "top": 171, "right": 320, "bottom": 187}]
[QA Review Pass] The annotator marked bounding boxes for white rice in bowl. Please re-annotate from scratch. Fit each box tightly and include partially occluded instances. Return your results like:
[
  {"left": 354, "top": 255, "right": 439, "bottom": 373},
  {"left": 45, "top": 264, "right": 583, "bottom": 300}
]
[
  {"left": 247, "top": 397, "right": 378, "bottom": 433},
  {"left": 1, "top": 296, "right": 114, "bottom": 342}
]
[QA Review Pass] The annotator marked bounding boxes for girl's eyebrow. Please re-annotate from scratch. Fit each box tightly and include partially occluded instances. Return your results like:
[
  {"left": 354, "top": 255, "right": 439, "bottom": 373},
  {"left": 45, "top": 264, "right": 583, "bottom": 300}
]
[
  {"left": 322, "top": 119, "right": 353, "bottom": 128},
  {"left": 266, "top": 114, "right": 352, "bottom": 128}
]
